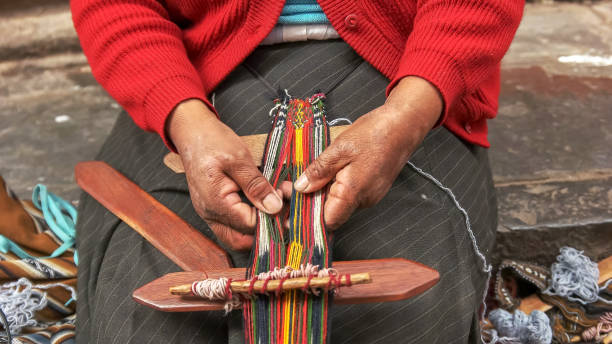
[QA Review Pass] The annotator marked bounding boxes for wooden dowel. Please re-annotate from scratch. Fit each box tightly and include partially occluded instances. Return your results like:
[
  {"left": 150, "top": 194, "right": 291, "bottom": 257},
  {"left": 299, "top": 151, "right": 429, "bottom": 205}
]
[{"left": 169, "top": 272, "right": 371, "bottom": 296}]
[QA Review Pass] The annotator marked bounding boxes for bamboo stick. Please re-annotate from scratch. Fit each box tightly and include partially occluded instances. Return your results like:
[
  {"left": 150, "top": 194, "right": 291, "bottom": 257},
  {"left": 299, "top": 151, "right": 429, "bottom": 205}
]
[{"left": 169, "top": 272, "right": 371, "bottom": 296}]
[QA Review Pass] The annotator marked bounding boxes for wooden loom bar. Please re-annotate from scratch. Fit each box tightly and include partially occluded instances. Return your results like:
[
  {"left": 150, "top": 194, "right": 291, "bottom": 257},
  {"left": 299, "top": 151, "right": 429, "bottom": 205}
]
[
  {"left": 74, "top": 161, "right": 232, "bottom": 272},
  {"left": 169, "top": 273, "right": 371, "bottom": 296},
  {"left": 163, "top": 125, "right": 349, "bottom": 173},
  {"left": 133, "top": 258, "right": 440, "bottom": 312}
]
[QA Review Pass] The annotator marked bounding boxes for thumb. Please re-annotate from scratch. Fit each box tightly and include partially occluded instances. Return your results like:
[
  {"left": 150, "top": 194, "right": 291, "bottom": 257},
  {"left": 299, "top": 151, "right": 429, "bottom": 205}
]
[
  {"left": 294, "top": 144, "right": 351, "bottom": 193},
  {"left": 228, "top": 161, "right": 283, "bottom": 215}
]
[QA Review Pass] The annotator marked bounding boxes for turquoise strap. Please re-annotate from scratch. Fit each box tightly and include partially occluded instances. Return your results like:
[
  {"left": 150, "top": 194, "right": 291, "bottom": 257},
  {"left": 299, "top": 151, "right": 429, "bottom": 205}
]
[
  {"left": 0, "top": 185, "right": 79, "bottom": 265},
  {"left": 32, "top": 184, "right": 78, "bottom": 263},
  {"left": 0, "top": 235, "right": 36, "bottom": 259}
]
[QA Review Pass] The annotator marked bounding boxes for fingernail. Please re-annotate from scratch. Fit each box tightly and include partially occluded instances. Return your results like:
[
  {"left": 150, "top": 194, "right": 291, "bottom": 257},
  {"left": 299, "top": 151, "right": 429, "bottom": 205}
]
[
  {"left": 294, "top": 175, "right": 309, "bottom": 192},
  {"left": 262, "top": 193, "right": 283, "bottom": 213}
]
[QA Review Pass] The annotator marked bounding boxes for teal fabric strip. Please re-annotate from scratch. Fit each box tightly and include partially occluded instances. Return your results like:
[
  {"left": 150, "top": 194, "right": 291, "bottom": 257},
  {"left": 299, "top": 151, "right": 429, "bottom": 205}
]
[
  {"left": 278, "top": 0, "right": 329, "bottom": 25},
  {"left": 0, "top": 185, "right": 79, "bottom": 265},
  {"left": 32, "top": 184, "right": 78, "bottom": 264},
  {"left": 0, "top": 235, "right": 35, "bottom": 259}
]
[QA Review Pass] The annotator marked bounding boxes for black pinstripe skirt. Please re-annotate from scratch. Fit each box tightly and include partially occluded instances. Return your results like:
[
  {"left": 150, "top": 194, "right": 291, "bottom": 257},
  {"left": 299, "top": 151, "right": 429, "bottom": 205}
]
[{"left": 75, "top": 40, "right": 498, "bottom": 343}]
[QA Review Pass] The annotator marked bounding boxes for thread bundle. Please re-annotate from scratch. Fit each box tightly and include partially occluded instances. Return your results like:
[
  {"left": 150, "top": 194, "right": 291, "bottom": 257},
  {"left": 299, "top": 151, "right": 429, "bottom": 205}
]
[
  {"left": 544, "top": 247, "right": 612, "bottom": 305},
  {"left": 488, "top": 309, "right": 552, "bottom": 344},
  {"left": 243, "top": 93, "right": 331, "bottom": 344}
]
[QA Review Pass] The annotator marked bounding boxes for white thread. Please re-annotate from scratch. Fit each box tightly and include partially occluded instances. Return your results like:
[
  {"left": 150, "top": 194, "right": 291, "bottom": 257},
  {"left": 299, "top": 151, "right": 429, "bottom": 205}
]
[
  {"left": 327, "top": 118, "right": 352, "bottom": 126},
  {"left": 191, "top": 278, "right": 240, "bottom": 313},
  {"left": 0, "top": 278, "right": 77, "bottom": 335}
]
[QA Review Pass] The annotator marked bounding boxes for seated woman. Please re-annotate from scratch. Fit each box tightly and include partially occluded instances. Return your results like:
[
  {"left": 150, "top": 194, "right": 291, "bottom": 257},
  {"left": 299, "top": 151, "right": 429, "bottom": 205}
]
[{"left": 71, "top": 0, "right": 524, "bottom": 342}]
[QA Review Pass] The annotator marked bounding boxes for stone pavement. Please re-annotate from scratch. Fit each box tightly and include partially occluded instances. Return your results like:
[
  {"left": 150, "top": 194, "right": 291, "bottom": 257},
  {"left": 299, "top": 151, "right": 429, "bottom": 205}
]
[{"left": 0, "top": 1, "right": 610, "bottom": 265}]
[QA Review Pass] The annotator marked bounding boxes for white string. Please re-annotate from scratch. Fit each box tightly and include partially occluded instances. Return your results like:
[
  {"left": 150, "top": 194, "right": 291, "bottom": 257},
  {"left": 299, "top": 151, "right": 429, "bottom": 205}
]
[
  {"left": 0, "top": 278, "right": 76, "bottom": 335},
  {"left": 327, "top": 118, "right": 352, "bottom": 126}
]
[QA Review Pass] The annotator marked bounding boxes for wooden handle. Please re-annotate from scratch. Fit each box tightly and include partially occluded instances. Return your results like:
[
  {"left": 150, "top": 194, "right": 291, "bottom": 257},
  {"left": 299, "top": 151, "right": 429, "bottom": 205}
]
[
  {"left": 75, "top": 161, "right": 232, "bottom": 271},
  {"left": 164, "top": 125, "right": 349, "bottom": 173},
  {"left": 169, "top": 273, "right": 371, "bottom": 296}
]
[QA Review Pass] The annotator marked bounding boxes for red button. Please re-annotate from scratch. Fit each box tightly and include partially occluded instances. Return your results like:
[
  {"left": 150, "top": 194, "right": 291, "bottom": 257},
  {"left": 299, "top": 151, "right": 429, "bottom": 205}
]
[
  {"left": 464, "top": 123, "right": 472, "bottom": 133},
  {"left": 345, "top": 14, "right": 359, "bottom": 29}
]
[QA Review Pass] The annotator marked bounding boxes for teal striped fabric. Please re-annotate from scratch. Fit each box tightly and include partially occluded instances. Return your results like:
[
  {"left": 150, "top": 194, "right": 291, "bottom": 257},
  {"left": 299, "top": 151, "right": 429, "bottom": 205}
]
[{"left": 278, "top": 0, "right": 329, "bottom": 24}]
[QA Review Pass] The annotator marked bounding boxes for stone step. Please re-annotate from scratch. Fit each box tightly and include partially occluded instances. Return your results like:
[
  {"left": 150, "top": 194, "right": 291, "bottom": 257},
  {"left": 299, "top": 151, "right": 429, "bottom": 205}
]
[
  {"left": 0, "top": 2, "right": 80, "bottom": 61},
  {"left": 489, "top": 1, "right": 612, "bottom": 265}
]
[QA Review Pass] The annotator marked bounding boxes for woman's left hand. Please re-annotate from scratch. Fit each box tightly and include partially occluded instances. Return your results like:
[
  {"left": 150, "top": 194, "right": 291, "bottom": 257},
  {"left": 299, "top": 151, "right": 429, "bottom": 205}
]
[{"left": 291, "top": 76, "right": 443, "bottom": 230}]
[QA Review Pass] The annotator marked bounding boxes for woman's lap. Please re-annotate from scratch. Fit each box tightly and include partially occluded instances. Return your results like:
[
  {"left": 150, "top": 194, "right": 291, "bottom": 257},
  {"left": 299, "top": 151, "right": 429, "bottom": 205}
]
[{"left": 75, "top": 40, "right": 497, "bottom": 343}]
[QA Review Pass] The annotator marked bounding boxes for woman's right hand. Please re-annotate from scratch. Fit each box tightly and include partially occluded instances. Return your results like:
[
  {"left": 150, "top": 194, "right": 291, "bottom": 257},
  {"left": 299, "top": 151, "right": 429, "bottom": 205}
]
[{"left": 167, "top": 99, "right": 283, "bottom": 251}]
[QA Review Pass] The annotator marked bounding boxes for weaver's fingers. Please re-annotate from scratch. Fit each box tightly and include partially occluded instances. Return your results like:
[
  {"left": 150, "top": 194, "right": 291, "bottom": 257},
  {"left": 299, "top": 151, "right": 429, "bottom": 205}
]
[
  {"left": 193, "top": 175, "right": 257, "bottom": 234},
  {"left": 323, "top": 170, "right": 360, "bottom": 230},
  {"left": 226, "top": 159, "right": 283, "bottom": 215},
  {"left": 209, "top": 221, "right": 254, "bottom": 251},
  {"left": 278, "top": 181, "right": 293, "bottom": 200},
  {"left": 294, "top": 141, "right": 353, "bottom": 193}
]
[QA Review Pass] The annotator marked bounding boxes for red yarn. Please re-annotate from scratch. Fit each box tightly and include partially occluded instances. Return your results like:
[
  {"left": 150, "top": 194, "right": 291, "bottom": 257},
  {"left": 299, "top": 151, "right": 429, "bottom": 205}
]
[
  {"left": 262, "top": 277, "right": 272, "bottom": 294},
  {"left": 276, "top": 276, "right": 288, "bottom": 296},
  {"left": 225, "top": 278, "right": 233, "bottom": 300},
  {"left": 248, "top": 278, "right": 257, "bottom": 296},
  {"left": 302, "top": 275, "right": 315, "bottom": 293}
]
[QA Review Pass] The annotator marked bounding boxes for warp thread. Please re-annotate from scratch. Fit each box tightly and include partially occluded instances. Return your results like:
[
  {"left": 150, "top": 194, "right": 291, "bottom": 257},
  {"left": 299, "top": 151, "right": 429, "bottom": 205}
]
[
  {"left": 487, "top": 309, "right": 552, "bottom": 344},
  {"left": 0, "top": 278, "right": 77, "bottom": 336},
  {"left": 582, "top": 312, "right": 612, "bottom": 342},
  {"left": 543, "top": 247, "right": 612, "bottom": 305}
]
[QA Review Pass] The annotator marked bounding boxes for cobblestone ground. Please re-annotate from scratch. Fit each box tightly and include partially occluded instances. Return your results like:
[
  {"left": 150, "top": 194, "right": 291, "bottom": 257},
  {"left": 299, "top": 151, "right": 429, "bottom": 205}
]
[{"left": 1, "top": 1, "right": 611, "bottom": 264}]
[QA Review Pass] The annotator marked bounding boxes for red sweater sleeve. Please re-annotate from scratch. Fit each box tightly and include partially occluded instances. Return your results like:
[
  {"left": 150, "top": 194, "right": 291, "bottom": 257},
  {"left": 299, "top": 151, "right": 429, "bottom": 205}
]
[
  {"left": 71, "top": 0, "right": 216, "bottom": 149},
  {"left": 386, "top": 0, "right": 524, "bottom": 125}
]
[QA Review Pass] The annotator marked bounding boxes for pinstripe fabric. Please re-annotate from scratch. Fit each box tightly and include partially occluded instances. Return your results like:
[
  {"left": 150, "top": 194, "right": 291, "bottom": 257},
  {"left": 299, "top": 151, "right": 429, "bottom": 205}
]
[{"left": 75, "top": 41, "right": 497, "bottom": 343}]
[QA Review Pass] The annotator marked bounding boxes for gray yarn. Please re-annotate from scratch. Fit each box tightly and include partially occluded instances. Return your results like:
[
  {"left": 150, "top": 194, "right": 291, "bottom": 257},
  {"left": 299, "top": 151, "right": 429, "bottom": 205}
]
[
  {"left": 0, "top": 278, "right": 77, "bottom": 336},
  {"left": 405, "top": 162, "right": 493, "bottom": 343},
  {"left": 543, "top": 247, "right": 612, "bottom": 305},
  {"left": 489, "top": 309, "right": 552, "bottom": 344}
]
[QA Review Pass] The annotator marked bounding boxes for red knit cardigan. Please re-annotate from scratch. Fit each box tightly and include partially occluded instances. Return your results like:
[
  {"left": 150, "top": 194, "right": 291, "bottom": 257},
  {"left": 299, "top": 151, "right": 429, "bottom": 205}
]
[{"left": 71, "top": 0, "right": 524, "bottom": 149}]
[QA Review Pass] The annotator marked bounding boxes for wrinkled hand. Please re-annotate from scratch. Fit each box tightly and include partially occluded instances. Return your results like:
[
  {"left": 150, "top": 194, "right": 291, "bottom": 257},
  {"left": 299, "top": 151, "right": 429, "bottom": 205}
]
[
  {"left": 292, "top": 77, "right": 443, "bottom": 230},
  {"left": 168, "top": 99, "right": 283, "bottom": 251}
]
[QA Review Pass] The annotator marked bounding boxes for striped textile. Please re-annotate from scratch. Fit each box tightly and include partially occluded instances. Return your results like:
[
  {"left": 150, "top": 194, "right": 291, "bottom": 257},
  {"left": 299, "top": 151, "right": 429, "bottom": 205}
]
[
  {"left": 0, "top": 177, "right": 76, "bottom": 343},
  {"left": 75, "top": 40, "right": 498, "bottom": 343}
]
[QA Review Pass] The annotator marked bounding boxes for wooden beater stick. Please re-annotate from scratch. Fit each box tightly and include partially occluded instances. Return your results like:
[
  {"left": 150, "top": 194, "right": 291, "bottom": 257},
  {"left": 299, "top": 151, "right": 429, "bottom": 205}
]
[
  {"left": 164, "top": 125, "right": 349, "bottom": 173},
  {"left": 170, "top": 272, "right": 371, "bottom": 296}
]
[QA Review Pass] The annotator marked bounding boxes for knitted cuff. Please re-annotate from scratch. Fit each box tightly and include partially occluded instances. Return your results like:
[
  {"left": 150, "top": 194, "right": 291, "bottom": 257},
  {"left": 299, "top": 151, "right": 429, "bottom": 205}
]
[
  {"left": 386, "top": 48, "right": 465, "bottom": 128},
  {"left": 143, "top": 75, "right": 218, "bottom": 152}
]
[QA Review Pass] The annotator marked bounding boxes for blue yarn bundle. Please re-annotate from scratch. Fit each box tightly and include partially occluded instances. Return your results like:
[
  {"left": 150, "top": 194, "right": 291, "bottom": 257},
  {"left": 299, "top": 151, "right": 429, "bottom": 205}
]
[
  {"left": 488, "top": 309, "right": 552, "bottom": 344},
  {"left": 544, "top": 247, "right": 612, "bottom": 305}
]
